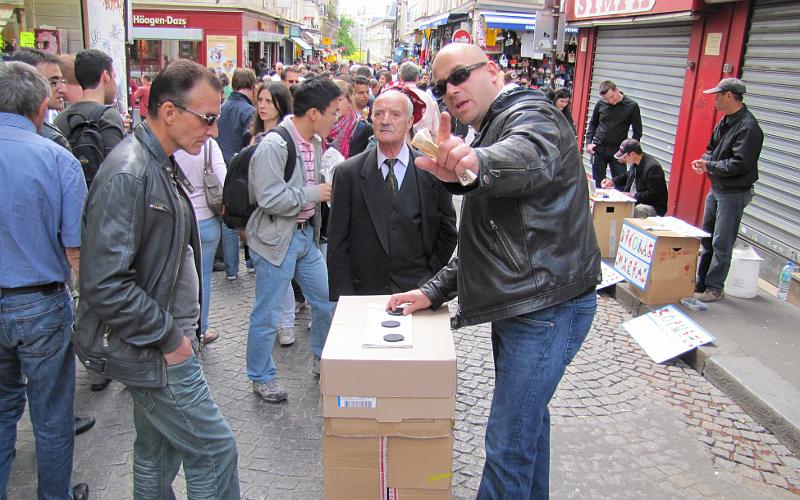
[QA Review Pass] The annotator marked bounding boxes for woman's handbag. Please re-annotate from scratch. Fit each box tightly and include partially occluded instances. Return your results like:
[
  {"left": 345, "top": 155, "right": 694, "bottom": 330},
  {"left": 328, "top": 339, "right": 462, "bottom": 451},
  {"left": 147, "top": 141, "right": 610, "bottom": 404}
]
[{"left": 202, "top": 142, "right": 223, "bottom": 214}]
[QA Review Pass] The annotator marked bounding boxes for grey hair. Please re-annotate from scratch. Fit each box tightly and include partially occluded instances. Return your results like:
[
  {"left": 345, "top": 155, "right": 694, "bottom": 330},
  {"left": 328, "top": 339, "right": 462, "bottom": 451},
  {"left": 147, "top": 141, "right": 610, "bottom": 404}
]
[
  {"left": 375, "top": 89, "right": 414, "bottom": 119},
  {"left": 0, "top": 61, "right": 50, "bottom": 119},
  {"left": 399, "top": 62, "right": 420, "bottom": 83}
]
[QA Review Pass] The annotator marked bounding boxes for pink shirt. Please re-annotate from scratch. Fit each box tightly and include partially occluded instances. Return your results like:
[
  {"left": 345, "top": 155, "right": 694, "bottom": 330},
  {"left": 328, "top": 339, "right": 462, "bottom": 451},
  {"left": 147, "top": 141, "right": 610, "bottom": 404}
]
[{"left": 286, "top": 119, "right": 316, "bottom": 222}]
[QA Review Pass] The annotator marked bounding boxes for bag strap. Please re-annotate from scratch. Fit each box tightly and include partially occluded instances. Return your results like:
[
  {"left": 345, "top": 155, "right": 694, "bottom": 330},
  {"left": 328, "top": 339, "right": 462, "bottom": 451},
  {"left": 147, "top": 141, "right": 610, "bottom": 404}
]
[
  {"left": 270, "top": 126, "right": 296, "bottom": 183},
  {"left": 203, "top": 140, "right": 212, "bottom": 175}
]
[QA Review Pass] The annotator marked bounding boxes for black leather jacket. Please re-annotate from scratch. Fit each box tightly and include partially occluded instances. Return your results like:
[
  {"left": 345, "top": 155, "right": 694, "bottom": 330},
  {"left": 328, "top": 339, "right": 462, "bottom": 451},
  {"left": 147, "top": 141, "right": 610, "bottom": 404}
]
[
  {"left": 702, "top": 105, "right": 763, "bottom": 193},
  {"left": 74, "top": 124, "right": 202, "bottom": 388},
  {"left": 420, "top": 87, "right": 602, "bottom": 328}
]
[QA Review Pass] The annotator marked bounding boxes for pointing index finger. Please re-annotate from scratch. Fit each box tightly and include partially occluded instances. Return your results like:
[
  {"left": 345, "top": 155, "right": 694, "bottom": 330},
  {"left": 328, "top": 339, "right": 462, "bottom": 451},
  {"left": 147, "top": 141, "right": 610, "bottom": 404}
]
[{"left": 438, "top": 112, "right": 452, "bottom": 145}]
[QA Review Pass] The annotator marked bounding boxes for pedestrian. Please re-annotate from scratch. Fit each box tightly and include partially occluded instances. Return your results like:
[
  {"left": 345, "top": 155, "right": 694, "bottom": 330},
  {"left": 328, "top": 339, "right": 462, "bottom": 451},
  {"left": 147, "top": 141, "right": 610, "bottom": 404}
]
[
  {"left": 551, "top": 86, "right": 576, "bottom": 134},
  {"left": 74, "top": 60, "right": 240, "bottom": 498},
  {"left": 133, "top": 73, "right": 151, "bottom": 122},
  {"left": 601, "top": 138, "right": 668, "bottom": 217},
  {"left": 249, "top": 81, "right": 299, "bottom": 347},
  {"left": 389, "top": 62, "right": 399, "bottom": 82},
  {"left": 0, "top": 60, "right": 90, "bottom": 500},
  {"left": 55, "top": 54, "right": 84, "bottom": 106},
  {"left": 174, "top": 137, "right": 227, "bottom": 346},
  {"left": 387, "top": 43, "right": 601, "bottom": 499},
  {"left": 328, "top": 79, "right": 373, "bottom": 159},
  {"left": 692, "top": 78, "right": 763, "bottom": 303},
  {"left": 352, "top": 75, "right": 372, "bottom": 119},
  {"left": 327, "top": 88, "right": 457, "bottom": 301},
  {"left": 280, "top": 65, "right": 301, "bottom": 88},
  {"left": 217, "top": 68, "right": 257, "bottom": 280},
  {"left": 399, "top": 61, "right": 441, "bottom": 138},
  {"left": 585, "top": 80, "right": 642, "bottom": 187},
  {"left": 245, "top": 77, "right": 341, "bottom": 403}
]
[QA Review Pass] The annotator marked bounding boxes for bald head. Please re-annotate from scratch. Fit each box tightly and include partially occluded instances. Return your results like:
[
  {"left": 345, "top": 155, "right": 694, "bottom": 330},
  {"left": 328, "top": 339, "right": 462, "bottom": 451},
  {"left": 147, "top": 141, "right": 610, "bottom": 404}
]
[{"left": 431, "top": 43, "right": 501, "bottom": 130}]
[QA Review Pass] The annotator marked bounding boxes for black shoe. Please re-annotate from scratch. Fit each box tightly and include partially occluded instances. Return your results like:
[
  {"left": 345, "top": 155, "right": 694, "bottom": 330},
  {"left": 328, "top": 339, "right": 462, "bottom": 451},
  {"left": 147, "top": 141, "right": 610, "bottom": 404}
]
[
  {"left": 74, "top": 416, "right": 95, "bottom": 436},
  {"left": 212, "top": 261, "right": 225, "bottom": 272},
  {"left": 72, "top": 482, "right": 89, "bottom": 500},
  {"left": 90, "top": 379, "right": 111, "bottom": 391}
]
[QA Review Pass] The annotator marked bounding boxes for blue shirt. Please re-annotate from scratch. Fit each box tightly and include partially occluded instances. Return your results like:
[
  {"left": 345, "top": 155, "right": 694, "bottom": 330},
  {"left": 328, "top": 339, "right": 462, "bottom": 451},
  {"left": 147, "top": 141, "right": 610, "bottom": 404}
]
[
  {"left": 0, "top": 112, "right": 87, "bottom": 288},
  {"left": 377, "top": 142, "right": 410, "bottom": 189}
]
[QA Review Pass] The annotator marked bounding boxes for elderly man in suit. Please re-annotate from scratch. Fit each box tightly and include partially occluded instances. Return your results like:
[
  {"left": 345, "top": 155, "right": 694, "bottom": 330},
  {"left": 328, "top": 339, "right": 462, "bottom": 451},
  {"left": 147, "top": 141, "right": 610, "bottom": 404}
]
[{"left": 327, "top": 88, "right": 458, "bottom": 301}]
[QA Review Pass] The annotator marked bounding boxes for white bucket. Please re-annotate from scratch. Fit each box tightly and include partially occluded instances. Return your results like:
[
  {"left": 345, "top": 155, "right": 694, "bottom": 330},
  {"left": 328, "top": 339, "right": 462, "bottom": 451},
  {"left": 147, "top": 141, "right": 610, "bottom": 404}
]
[{"left": 724, "top": 245, "right": 763, "bottom": 298}]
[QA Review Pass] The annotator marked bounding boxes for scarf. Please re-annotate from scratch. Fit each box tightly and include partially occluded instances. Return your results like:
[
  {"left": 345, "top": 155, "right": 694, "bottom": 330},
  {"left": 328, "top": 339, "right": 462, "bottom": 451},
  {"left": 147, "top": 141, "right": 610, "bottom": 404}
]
[{"left": 327, "top": 110, "right": 358, "bottom": 159}]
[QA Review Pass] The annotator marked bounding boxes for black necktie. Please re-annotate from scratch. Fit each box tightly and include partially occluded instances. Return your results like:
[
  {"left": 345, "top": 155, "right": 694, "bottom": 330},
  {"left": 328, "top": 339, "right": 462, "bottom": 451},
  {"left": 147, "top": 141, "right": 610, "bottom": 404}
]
[{"left": 385, "top": 158, "right": 398, "bottom": 200}]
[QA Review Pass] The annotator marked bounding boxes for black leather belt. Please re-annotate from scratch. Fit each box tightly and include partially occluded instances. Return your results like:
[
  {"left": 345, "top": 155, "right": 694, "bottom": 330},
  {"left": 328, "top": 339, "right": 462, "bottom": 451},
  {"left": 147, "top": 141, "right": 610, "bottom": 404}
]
[
  {"left": 0, "top": 282, "right": 62, "bottom": 296},
  {"left": 296, "top": 220, "right": 311, "bottom": 230}
]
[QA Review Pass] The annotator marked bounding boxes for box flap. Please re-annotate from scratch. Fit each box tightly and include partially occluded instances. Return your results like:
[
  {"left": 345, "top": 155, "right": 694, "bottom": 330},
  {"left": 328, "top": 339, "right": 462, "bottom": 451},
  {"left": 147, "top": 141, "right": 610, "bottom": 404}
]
[
  {"left": 321, "top": 295, "right": 457, "bottom": 399},
  {"left": 624, "top": 216, "right": 710, "bottom": 239},
  {"left": 324, "top": 417, "right": 452, "bottom": 438}
]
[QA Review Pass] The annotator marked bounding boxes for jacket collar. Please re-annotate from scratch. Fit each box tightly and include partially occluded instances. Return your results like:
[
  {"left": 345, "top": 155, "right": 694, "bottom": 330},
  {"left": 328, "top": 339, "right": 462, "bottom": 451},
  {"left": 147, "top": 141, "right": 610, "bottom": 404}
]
[
  {"left": 133, "top": 122, "right": 192, "bottom": 190},
  {"left": 228, "top": 91, "right": 253, "bottom": 106},
  {"left": 478, "top": 86, "right": 545, "bottom": 132}
]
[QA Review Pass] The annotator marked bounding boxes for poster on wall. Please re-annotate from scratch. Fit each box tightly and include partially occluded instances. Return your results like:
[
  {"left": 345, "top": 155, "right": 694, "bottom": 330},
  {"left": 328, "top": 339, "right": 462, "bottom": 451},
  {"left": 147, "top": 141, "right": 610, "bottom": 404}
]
[
  {"left": 206, "top": 35, "right": 238, "bottom": 81},
  {"left": 34, "top": 29, "right": 61, "bottom": 54},
  {"left": 82, "top": 0, "right": 129, "bottom": 112}
]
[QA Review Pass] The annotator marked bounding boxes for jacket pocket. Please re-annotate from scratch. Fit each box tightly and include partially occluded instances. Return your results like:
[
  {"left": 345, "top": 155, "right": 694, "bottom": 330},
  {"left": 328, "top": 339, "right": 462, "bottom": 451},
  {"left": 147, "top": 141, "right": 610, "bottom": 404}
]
[
  {"left": 489, "top": 219, "right": 521, "bottom": 273},
  {"left": 148, "top": 199, "right": 174, "bottom": 218}
]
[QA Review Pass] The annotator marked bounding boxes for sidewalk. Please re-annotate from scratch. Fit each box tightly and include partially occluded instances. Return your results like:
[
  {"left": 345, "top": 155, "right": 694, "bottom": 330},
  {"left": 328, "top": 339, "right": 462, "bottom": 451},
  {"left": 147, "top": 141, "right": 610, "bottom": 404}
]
[{"left": 611, "top": 281, "right": 800, "bottom": 456}]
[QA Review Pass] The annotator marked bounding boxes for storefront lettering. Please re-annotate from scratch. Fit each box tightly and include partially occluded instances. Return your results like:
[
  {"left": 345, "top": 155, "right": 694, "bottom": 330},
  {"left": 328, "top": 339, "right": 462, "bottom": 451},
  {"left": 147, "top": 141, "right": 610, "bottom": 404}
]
[
  {"left": 573, "top": 0, "right": 655, "bottom": 19},
  {"left": 133, "top": 14, "right": 188, "bottom": 27}
]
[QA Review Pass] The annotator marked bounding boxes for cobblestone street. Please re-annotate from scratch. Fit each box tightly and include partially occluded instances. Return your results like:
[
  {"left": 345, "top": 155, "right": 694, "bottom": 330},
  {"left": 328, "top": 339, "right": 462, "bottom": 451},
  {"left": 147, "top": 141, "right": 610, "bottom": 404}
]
[{"left": 7, "top": 268, "right": 800, "bottom": 499}]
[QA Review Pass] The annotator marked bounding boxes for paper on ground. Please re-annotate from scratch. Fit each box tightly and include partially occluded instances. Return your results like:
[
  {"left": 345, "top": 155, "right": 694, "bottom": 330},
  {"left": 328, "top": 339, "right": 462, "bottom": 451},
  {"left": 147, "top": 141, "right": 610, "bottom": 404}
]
[
  {"left": 361, "top": 303, "right": 413, "bottom": 348},
  {"left": 598, "top": 261, "right": 626, "bottom": 290},
  {"left": 622, "top": 305, "right": 715, "bottom": 363}
]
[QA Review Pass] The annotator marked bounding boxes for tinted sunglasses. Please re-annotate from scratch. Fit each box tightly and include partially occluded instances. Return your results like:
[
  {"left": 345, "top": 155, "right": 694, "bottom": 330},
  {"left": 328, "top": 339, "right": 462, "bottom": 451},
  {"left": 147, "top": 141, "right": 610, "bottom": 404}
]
[
  {"left": 431, "top": 62, "right": 488, "bottom": 99},
  {"left": 173, "top": 103, "right": 219, "bottom": 126}
]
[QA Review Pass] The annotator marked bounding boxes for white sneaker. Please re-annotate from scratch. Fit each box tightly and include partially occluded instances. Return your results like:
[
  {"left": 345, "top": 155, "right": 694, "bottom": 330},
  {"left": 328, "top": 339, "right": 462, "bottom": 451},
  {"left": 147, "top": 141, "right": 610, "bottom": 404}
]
[{"left": 278, "top": 327, "right": 296, "bottom": 346}]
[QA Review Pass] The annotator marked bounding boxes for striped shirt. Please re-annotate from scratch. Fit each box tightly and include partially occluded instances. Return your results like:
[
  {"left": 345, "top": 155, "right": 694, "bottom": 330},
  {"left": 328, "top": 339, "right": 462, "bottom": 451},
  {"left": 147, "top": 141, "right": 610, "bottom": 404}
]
[{"left": 287, "top": 119, "right": 316, "bottom": 222}]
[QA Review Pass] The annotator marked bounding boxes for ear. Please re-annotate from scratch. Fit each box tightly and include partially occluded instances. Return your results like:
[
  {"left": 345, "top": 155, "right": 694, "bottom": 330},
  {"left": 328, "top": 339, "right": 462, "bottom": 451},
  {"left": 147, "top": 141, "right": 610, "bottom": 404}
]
[
  {"left": 158, "top": 101, "right": 178, "bottom": 125},
  {"left": 32, "top": 97, "right": 49, "bottom": 129}
]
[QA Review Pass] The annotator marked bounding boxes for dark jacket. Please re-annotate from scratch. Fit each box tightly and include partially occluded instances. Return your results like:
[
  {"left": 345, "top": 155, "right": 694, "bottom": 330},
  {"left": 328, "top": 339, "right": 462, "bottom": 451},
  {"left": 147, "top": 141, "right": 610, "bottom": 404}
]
[
  {"left": 54, "top": 102, "right": 124, "bottom": 156},
  {"left": 420, "top": 87, "right": 602, "bottom": 328},
  {"left": 327, "top": 147, "right": 457, "bottom": 301},
  {"left": 611, "top": 152, "right": 668, "bottom": 216},
  {"left": 40, "top": 121, "right": 71, "bottom": 151},
  {"left": 217, "top": 91, "right": 255, "bottom": 163},
  {"left": 586, "top": 94, "right": 642, "bottom": 155},
  {"left": 74, "top": 124, "right": 202, "bottom": 388},
  {"left": 349, "top": 120, "right": 374, "bottom": 158},
  {"left": 701, "top": 105, "right": 763, "bottom": 193}
]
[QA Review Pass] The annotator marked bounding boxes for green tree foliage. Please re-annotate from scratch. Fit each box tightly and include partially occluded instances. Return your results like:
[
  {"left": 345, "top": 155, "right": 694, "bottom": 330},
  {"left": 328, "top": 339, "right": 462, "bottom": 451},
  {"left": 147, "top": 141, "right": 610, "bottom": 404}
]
[{"left": 337, "top": 15, "right": 356, "bottom": 55}]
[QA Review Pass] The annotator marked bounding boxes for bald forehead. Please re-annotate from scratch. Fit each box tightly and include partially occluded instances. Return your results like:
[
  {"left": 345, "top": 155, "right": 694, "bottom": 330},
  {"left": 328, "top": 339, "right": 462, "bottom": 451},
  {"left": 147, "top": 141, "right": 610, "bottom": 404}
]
[
  {"left": 432, "top": 43, "right": 488, "bottom": 80},
  {"left": 374, "top": 90, "right": 412, "bottom": 116}
]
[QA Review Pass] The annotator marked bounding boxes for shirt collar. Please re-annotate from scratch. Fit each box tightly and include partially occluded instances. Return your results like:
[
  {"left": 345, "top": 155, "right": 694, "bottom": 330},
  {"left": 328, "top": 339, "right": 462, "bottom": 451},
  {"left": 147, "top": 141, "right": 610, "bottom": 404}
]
[
  {"left": 0, "top": 112, "right": 37, "bottom": 133},
  {"left": 284, "top": 115, "right": 313, "bottom": 148},
  {"left": 377, "top": 142, "right": 410, "bottom": 169}
]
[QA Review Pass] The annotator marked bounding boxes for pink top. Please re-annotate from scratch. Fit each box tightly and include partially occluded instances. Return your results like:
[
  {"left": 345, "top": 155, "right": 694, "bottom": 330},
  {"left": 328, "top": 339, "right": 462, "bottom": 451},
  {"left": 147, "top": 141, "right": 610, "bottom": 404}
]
[
  {"left": 286, "top": 119, "right": 316, "bottom": 222},
  {"left": 174, "top": 138, "right": 227, "bottom": 221}
]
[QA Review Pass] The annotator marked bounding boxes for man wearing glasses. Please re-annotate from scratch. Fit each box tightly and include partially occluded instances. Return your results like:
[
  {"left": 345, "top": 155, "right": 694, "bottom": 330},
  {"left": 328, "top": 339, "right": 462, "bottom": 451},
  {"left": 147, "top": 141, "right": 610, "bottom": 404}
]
[
  {"left": 75, "top": 60, "right": 240, "bottom": 498},
  {"left": 388, "top": 43, "right": 601, "bottom": 499}
]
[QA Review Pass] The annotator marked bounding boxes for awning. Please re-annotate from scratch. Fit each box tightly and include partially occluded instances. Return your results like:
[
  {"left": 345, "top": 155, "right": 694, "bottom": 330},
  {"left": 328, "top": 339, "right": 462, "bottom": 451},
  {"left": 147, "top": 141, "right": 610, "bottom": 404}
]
[
  {"left": 248, "top": 31, "right": 285, "bottom": 43},
  {"left": 290, "top": 36, "right": 311, "bottom": 51},
  {"left": 417, "top": 13, "right": 449, "bottom": 30},
  {"left": 482, "top": 11, "right": 579, "bottom": 34},
  {"left": 131, "top": 27, "right": 203, "bottom": 41},
  {"left": 302, "top": 31, "right": 320, "bottom": 47}
]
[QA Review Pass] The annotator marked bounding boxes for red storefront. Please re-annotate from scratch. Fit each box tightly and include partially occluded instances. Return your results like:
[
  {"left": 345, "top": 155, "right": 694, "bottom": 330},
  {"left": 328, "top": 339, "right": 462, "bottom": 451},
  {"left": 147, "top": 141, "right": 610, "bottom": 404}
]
[{"left": 130, "top": 7, "right": 282, "bottom": 80}]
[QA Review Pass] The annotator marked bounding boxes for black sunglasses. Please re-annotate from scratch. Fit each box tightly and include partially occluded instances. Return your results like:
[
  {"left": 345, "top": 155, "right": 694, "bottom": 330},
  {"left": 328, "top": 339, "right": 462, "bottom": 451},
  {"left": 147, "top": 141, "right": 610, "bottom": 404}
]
[
  {"left": 431, "top": 62, "right": 488, "bottom": 99},
  {"left": 173, "top": 103, "right": 219, "bottom": 126}
]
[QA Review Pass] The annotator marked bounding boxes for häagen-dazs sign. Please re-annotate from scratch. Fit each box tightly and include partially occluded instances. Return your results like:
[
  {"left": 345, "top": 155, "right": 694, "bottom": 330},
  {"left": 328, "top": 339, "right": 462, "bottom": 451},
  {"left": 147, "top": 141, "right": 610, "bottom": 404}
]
[
  {"left": 573, "top": 0, "right": 656, "bottom": 18},
  {"left": 133, "top": 14, "right": 188, "bottom": 27}
]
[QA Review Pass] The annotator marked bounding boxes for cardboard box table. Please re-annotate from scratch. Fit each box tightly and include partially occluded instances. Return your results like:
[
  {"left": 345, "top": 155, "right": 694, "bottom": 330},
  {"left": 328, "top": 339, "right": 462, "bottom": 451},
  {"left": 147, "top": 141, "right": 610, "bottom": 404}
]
[
  {"left": 614, "top": 217, "right": 709, "bottom": 305},
  {"left": 590, "top": 189, "right": 636, "bottom": 258},
  {"left": 320, "top": 295, "right": 457, "bottom": 499}
]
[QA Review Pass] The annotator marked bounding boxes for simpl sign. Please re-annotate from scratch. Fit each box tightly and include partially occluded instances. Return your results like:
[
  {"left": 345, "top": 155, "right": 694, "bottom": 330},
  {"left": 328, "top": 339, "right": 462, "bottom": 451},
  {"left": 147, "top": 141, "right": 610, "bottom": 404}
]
[{"left": 573, "top": 0, "right": 656, "bottom": 18}]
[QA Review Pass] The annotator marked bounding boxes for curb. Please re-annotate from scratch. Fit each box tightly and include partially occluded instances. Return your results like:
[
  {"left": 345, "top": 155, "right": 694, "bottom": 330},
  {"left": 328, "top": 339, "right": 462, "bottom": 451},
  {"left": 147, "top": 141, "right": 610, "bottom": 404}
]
[{"left": 605, "top": 282, "right": 800, "bottom": 456}]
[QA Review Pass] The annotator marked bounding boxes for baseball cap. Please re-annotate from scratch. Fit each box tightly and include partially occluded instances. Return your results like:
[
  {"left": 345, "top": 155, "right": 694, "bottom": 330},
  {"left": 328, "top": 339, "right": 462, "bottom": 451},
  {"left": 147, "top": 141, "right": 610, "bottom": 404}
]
[
  {"left": 614, "top": 138, "right": 643, "bottom": 160},
  {"left": 703, "top": 77, "right": 746, "bottom": 95}
]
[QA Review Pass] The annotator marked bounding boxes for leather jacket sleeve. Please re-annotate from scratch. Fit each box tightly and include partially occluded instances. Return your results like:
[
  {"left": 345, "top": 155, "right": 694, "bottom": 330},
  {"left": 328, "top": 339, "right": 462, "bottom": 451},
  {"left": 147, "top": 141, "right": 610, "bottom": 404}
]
[
  {"left": 420, "top": 254, "right": 459, "bottom": 309},
  {"left": 80, "top": 173, "right": 184, "bottom": 354}
]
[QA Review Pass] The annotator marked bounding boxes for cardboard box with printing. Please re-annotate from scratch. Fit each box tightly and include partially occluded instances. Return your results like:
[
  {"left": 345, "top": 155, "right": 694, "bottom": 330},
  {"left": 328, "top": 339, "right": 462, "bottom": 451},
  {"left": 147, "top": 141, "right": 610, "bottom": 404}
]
[{"left": 320, "top": 295, "right": 457, "bottom": 499}]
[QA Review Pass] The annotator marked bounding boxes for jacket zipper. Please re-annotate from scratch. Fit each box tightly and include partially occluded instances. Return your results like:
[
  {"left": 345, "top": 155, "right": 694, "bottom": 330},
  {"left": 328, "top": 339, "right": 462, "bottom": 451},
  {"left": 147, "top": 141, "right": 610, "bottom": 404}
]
[
  {"left": 490, "top": 219, "right": 521, "bottom": 273},
  {"left": 166, "top": 173, "right": 184, "bottom": 314}
]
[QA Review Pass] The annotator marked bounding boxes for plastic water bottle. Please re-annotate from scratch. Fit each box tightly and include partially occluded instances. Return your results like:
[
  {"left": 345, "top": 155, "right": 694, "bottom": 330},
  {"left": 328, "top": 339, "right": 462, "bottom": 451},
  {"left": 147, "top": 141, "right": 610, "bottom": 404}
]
[{"left": 777, "top": 261, "right": 793, "bottom": 300}]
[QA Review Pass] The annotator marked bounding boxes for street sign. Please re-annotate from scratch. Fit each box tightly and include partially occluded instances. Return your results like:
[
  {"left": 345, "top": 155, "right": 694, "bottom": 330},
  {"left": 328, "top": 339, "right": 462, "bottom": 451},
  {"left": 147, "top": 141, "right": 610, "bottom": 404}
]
[{"left": 452, "top": 29, "right": 471, "bottom": 44}]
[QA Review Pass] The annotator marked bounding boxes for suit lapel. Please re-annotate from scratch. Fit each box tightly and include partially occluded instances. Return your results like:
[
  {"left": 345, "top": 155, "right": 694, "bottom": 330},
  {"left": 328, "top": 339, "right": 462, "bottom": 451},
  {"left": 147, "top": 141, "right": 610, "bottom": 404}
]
[{"left": 360, "top": 149, "right": 390, "bottom": 255}]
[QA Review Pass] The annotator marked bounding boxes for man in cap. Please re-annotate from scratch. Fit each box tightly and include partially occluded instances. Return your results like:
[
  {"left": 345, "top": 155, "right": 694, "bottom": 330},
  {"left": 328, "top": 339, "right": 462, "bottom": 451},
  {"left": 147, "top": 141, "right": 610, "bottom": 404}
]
[
  {"left": 601, "top": 138, "right": 668, "bottom": 217},
  {"left": 691, "top": 78, "right": 763, "bottom": 303}
]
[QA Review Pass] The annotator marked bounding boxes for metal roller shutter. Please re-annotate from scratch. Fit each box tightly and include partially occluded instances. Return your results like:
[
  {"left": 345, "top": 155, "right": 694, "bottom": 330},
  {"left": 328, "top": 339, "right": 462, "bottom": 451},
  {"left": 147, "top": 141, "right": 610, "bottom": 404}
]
[
  {"left": 583, "top": 24, "right": 692, "bottom": 181},
  {"left": 739, "top": 0, "right": 800, "bottom": 261}
]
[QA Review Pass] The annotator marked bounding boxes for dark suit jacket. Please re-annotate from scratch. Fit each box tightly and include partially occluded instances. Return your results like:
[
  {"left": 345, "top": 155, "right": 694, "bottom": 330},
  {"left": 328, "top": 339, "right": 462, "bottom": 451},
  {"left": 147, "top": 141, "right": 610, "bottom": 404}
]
[{"left": 327, "top": 147, "right": 458, "bottom": 301}]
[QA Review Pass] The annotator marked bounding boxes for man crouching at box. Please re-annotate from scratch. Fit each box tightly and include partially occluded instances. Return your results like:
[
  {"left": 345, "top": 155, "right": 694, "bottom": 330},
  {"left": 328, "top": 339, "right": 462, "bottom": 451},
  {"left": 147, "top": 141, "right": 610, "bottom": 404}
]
[{"left": 388, "top": 43, "right": 602, "bottom": 499}]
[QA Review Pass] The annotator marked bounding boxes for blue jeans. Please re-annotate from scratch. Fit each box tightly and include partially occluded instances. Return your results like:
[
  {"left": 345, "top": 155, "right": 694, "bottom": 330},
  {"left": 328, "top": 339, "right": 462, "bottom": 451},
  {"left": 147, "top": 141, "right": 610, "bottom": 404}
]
[
  {"left": 696, "top": 188, "right": 753, "bottom": 293},
  {"left": 0, "top": 287, "right": 75, "bottom": 499},
  {"left": 477, "top": 290, "right": 597, "bottom": 500},
  {"left": 247, "top": 225, "right": 334, "bottom": 382},
  {"left": 129, "top": 353, "right": 239, "bottom": 499},
  {"left": 220, "top": 224, "right": 240, "bottom": 278},
  {"left": 198, "top": 217, "right": 222, "bottom": 334}
]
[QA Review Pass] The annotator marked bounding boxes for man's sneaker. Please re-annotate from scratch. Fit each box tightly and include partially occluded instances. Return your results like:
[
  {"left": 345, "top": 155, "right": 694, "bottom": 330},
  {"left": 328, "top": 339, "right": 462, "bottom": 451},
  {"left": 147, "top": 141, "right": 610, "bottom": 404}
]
[
  {"left": 226, "top": 274, "right": 238, "bottom": 281},
  {"left": 312, "top": 356, "right": 321, "bottom": 377},
  {"left": 252, "top": 380, "right": 288, "bottom": 403},
  {"left": 278, "top": 327, "right": 296, "bottom": 346},
  {"left": 694, "top": 289, "right": 723, "bottom": 303}
]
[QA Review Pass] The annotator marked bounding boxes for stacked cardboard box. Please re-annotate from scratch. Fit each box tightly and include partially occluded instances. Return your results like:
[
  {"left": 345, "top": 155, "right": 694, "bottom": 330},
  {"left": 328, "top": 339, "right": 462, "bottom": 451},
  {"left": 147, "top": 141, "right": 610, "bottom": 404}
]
[
  {"left": 590, "top": 190, "right": 636, "bottom": 258},
  {"left": 320, "top": 295, "right": 457, "bottom": 499}
]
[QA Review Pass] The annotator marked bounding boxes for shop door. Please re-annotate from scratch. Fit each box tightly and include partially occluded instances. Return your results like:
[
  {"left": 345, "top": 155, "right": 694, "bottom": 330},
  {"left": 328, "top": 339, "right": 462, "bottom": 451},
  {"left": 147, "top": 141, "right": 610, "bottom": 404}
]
[
  {"left": 583, "top": 24, "right": 692, "bottom": 181},
  {"left": 738, "top": 0, "right": 800, "bottom": 261}
]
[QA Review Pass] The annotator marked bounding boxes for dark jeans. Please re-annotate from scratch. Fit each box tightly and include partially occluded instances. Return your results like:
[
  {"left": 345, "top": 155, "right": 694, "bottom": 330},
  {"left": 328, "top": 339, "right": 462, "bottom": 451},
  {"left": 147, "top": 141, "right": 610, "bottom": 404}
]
[
  {"left": 591, "top": 152, "right": 626, "bottom": 188},
  {"left": 0, "top": 287, "right": 75, "bottom": 499},
  {"left": 129, "top": 353, "right": 239, "bottom": 499},
  {"left": 477, "top": 291, "right": 597, "bottom": 499},
  {"left": 696, "top": 188, "right": 753, "bottom": 293}
]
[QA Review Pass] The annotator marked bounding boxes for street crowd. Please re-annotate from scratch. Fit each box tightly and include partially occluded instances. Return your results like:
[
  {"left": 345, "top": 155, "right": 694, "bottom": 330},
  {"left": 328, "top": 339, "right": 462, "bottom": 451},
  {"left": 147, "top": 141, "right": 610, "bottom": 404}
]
[{"left": 0, "top": 40, "right": 760, "bottom": 499}]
